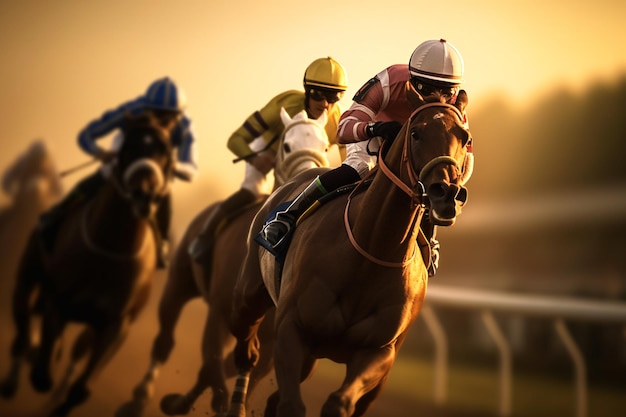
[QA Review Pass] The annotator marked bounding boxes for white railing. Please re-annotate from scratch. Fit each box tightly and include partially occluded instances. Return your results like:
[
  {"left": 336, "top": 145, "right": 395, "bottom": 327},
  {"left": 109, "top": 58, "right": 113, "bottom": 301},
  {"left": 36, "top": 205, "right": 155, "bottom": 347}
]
[{"left": 421, "top": 285, "right": 626, "bottom": 417}]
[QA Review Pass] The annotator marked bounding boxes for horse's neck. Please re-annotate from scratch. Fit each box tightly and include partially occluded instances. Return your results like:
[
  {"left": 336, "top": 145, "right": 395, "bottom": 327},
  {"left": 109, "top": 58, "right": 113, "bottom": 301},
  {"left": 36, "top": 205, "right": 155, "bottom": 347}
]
[
  {"left": 87, "top": 184, "right": 153, "bottom": 253},
  {"left": 350, "top": 173, "right": 422, "bottom": 262}
]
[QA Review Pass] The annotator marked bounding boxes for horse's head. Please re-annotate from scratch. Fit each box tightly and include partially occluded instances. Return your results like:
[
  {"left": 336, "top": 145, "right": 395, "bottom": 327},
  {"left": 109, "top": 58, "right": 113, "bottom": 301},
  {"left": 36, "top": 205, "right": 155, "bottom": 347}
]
[
  {"left": 274, "top": 107, "right": 330, "bottom": 187},
  {"left": 114, "top": 112, "right": 174, "bottom": 219},
  {"left": 385, "top": 85, "right": 472, "bottom": 226}
]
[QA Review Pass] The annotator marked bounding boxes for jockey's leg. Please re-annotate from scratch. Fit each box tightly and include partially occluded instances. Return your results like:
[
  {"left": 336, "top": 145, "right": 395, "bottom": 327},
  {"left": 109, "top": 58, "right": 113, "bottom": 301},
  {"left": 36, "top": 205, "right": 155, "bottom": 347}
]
[
  {"left": 39, "top": 171, "right": 104, "bottom": 252},
  {"left": 255, "top": 164, "right": 361, "bottom": 255},
  {"left": 188, "top": 187, "right": 257, "bottom": 264},
  {"left": 155, "top": 193, "right": 172, "bottom": 269}
]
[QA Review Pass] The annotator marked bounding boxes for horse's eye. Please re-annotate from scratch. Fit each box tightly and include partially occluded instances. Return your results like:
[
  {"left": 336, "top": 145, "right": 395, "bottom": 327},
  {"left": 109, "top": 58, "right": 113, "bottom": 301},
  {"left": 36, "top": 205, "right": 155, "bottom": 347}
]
[
  {"left": 411, "top": 130, "right": 418, "bottom": 140},
  {"left": 283, "top": 143, "right": 292, "bottom": 153}
]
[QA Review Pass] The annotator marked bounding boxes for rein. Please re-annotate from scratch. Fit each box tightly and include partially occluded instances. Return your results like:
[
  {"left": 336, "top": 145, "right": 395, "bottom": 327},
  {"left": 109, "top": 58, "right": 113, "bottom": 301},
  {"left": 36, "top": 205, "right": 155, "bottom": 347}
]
[
  {"left": 80, "top": 156, "right": 170, "bottom": 260},
  {"left": 343, "top": 102, "right": 464, "bottom": 268}
]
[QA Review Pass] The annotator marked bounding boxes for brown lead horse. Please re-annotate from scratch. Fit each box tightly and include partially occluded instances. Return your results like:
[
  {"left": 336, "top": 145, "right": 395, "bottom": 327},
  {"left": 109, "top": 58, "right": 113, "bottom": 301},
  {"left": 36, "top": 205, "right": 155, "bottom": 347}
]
[
  {"left": 227, "top": 87, "right": 472, "bottom": 417},
  {"left": 116, "top": 108, "right": 332, "bottom": 417},
  {"left": 0, "top": 114, "right": 174, "bottom": 417}
]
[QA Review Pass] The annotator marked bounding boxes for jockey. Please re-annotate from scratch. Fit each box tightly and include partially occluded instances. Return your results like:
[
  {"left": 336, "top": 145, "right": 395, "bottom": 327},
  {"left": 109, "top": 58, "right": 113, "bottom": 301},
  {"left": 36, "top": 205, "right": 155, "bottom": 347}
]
[
  {"left": 256, "top": 39, "right": 472, "bottom": 276},
  {"left": 39, "top": 77, "right": 198, "bottom": 268},
  {"left": 188, "top": 57, "right": 348, "bottom": 265},
  {"left": 2, "top": 140, "right": 63, "bottom": 201}
]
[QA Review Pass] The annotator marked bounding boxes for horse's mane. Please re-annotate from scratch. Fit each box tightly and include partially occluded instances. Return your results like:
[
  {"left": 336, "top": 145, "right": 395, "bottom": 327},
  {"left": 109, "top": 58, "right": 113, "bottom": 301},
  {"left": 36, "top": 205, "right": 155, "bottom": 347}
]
[
  {"left": 123, "top": 112, "right": 170, "bottom": 138},
  {"left": 422, "top": 91, "right": 448, "bottom": 104}
]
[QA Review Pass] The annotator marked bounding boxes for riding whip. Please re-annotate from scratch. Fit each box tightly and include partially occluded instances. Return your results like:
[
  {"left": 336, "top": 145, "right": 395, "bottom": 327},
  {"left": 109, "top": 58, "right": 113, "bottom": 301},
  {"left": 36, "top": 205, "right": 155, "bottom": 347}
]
[{"left": 59, "top": 159, "right": 98, "bottom": 178}]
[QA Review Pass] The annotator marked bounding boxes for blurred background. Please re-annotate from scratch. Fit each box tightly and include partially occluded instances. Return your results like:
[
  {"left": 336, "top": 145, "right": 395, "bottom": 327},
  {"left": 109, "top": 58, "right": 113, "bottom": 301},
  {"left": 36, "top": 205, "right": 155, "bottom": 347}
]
[{"left": 1, "top": 0, "right": 625, "bottom": 416}]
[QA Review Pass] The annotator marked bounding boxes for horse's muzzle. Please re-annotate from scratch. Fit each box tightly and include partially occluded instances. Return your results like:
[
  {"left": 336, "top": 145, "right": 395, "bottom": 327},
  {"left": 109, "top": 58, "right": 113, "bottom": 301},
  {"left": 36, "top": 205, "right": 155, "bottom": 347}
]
[{"left": 427, "top": 182, "right": 468, "bottom": 225}]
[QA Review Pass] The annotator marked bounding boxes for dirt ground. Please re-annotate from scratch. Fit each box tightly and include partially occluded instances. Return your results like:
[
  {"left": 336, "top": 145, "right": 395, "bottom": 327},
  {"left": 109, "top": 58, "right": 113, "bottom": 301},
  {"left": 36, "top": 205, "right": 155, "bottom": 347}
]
[
  {"left": 0, "top": 194, "right": 464, "bottom": 417},
  {"left": 0, "top": 264, "right": 443, "bottom": 417}
]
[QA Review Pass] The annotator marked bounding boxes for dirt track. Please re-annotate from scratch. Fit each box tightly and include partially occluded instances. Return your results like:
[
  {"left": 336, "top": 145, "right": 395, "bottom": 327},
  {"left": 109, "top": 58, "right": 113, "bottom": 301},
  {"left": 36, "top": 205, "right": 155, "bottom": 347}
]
[{"left": 0, "top": 266, "right": 442, "bottom": 417}]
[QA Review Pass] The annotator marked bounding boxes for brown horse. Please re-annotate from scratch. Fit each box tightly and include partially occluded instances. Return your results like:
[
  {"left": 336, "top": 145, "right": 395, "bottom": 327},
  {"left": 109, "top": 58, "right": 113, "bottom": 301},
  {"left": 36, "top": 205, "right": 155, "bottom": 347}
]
[
  {"left": 227, "top": 88, "right": 471, "bottom": 417},
  {"left": 0, "top": 114, "right": 174, "bottom": 417},
  {"left": 116, "top": 108, "right": 332, "bottom": 417}
]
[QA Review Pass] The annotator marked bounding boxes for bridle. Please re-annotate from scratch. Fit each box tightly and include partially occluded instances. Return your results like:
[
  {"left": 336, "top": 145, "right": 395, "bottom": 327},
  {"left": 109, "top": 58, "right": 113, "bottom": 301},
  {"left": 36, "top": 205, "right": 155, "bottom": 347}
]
[
  {"left": 344, "top": 102, "right": 467, "bottom": 268},
  {"left": 377, "top": 102, "right": 464, "bottom": 207},
  {"left": 80, "top": 129, "right": 173, "bottom": 259},
  {"left": 275, "top": 119, "right": 330, "bottom": 185}
]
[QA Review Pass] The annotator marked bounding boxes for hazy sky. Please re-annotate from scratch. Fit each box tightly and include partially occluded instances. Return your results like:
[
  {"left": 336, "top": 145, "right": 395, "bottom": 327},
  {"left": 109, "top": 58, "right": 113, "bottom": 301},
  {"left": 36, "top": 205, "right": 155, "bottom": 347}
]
[{"left": 1, "top": 0, "right": 625, "bottom": 208}]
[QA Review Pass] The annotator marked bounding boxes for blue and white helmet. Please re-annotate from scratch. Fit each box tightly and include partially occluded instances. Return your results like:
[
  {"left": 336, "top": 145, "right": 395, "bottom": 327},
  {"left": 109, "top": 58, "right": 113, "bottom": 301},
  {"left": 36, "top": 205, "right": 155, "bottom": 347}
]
[{"left": 144, "top": 77, "right": 187, "bottom": 112}]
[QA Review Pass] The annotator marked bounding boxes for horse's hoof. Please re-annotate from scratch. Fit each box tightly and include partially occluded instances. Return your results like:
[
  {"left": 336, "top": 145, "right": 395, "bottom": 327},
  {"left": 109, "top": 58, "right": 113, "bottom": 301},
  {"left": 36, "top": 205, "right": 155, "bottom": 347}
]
[
  {"left": 115, "top": 399, "right": 147, "bottom": 417},
  {"left": 160, "top": 393, "right": 193, "bottom": 415},
  {"left": 321, "top": 393, "right": 352, "bottom": 417},
  {"left": 0, "top": 380, "right": 17, "bottom": 398}
]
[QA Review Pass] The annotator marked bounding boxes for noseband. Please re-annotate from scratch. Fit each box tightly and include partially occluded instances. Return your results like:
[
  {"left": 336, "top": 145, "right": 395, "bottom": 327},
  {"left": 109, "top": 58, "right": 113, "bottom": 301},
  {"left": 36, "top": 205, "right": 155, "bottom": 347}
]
[{"left": 377, "top": 102, "right": 464, "bottom": 207}]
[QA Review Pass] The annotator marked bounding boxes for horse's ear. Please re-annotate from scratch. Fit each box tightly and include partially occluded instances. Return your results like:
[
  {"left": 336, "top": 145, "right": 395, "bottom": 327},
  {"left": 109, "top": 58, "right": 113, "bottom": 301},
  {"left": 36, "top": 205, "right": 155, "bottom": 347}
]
[
  {"left": 405, "top": 81, "right": 425, "bottom": 111},
  {"left": 280, "top": 107, "right": 292, "bottom": 126},
  {"left": 455, "top": 90, "right": 469, "bottom": 114}
]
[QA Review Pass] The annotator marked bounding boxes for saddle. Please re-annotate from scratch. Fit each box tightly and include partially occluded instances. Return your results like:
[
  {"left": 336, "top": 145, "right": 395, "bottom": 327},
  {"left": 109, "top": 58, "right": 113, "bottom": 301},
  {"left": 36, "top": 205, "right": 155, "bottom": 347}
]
[
  {"left": 259, "top": 182, "right": 361, "bottom": 263},
  {"left": 259, "top": 179, "right": 432, "bottom": 301}
]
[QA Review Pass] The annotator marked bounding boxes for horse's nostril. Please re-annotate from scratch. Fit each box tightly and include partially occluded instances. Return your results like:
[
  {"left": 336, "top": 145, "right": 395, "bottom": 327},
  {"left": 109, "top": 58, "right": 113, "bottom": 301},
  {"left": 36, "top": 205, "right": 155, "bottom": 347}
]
[
  {"left": 456, "top": 187, "right": 468, "bottom": 204},
  {"left": 428, "top": 183, "right": 445, "bottom": 198},
  {"left": 283, "top": 144, "right": 291, "bottom": 153}
]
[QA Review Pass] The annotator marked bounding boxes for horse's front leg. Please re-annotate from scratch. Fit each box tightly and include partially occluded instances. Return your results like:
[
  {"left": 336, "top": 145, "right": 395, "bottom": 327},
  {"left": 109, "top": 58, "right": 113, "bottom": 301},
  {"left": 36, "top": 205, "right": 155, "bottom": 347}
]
[
  {"left": 160, "top": 306, "right": 231, "bottom": 415},
  {"left": 30, "top": 302, "right": 64, "bottom": 394},
  {"left": 1, "top": 284, "right": 37, "bottom": 398},
  {"left": 50, "top": 318, "right": 129, "bottom": 417},
  {"left": 321, "top": 345, "right": 396, "bottom": 417},
  {"left": 225, "top": 326, "right": 262, "bottom": 417},
  {"left": 226, "top": 246, "right": 274, "bottom": 417},
  {"left": 272, "top": 314, "right": 312, "bottom": 417},
  {"left": 117, "top": 250, "right": 200, "bottom": 417},
  {"left": 2, "top": 234, "right": 45, "bottom": 398}
]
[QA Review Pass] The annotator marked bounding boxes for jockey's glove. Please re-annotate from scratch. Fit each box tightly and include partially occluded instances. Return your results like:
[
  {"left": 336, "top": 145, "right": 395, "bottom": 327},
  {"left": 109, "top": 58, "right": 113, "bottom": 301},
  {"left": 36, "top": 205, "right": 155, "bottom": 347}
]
[{"left": 366, "top": 121, "right": 403, "bottom": 142}]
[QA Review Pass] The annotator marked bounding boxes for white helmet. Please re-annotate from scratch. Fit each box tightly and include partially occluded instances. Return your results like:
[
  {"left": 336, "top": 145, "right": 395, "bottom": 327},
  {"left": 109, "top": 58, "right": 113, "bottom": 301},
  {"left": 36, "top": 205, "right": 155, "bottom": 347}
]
[{"left": 409, "top": 39, "right": 464, "bottom": 86}]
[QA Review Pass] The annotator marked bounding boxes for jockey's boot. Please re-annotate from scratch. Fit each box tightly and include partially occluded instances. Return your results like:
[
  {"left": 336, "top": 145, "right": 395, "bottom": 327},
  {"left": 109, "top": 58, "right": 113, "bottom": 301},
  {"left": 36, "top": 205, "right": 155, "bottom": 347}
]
[
  {"left": 188, "top": 188, "right": 258, "bottom": 264},
  {"left": 255, "top": 177, "right": 327, "bottom": 255},
  {"left": 39, "top": 171, "right": 104, "bottom": 252}
]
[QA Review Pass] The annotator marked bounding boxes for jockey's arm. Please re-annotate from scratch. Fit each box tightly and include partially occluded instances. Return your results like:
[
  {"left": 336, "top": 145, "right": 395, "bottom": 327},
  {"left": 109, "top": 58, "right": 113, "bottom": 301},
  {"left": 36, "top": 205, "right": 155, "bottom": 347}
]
[
  {"left": 226, "top": 111, "right": 274, "bottom": 166},
  {"left": 337, "top": 77, "right": 386, "bottom": 145},
  {"left": 77, "top": 101, "right": 140, "bottom": 157}
]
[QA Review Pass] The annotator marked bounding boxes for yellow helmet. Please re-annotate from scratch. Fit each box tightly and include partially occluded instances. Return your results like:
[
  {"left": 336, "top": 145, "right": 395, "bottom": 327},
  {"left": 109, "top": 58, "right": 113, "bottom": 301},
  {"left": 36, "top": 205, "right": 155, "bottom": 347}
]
[{"left": 303, "top": 57, "right": 348, "bottom": 91}]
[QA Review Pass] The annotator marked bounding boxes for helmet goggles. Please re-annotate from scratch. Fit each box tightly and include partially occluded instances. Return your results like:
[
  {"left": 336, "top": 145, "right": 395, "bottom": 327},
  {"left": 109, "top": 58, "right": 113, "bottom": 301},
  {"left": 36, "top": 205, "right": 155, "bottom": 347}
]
[
  {"left": 308, "top": 88, "right": 344, "bottom": 104},
  {"left": 410, "top": 78, "right": 460, "bottom": 101}
]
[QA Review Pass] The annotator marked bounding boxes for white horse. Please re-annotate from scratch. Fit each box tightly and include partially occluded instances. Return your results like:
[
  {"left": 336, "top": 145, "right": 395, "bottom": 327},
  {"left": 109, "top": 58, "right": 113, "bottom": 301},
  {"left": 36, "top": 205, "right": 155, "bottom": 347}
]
[{"left": 116, "top": 107, "right": 332, "bottom": 417}]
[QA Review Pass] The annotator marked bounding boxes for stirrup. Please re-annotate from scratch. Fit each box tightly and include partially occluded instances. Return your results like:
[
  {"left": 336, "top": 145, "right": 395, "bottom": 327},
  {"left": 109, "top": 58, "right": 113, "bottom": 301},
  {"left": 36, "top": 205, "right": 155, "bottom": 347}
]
[{"left": 254, "top": 220, "right": 292, "bottom": 256}]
